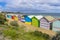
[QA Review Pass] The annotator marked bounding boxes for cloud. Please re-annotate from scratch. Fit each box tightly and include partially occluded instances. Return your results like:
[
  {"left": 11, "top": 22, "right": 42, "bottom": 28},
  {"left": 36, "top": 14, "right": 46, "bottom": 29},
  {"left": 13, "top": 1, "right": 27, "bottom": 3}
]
[{"left": 0, "top": 0, "right": 60, "bottom": 13}]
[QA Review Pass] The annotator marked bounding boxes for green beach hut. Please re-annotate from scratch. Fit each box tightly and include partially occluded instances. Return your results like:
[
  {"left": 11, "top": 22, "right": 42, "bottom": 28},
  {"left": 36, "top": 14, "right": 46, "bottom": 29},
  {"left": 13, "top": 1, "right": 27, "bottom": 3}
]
[{"left": 31, "top": 16, "right": 40, "bottom": 27}]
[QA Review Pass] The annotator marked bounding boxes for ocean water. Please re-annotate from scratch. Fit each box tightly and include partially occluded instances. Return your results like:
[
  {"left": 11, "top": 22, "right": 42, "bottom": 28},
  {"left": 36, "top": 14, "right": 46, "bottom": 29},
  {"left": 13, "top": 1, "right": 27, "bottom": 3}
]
[
  {"left": 23, "top": 13, "right": 60, "bottom": 18},
  {"left": 6, "top": 12, "right": 60, "bottom": 18}
]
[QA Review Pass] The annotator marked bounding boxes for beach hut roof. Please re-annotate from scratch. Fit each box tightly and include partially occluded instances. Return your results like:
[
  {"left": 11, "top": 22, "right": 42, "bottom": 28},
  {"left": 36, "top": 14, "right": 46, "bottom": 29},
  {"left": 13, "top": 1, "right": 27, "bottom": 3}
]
[
  {"left": 44, "top": 16, "right": 55, "bottom": 22},
  {"left": 32, "top": 16, "right": 39, "bottom": 20},
  {"left": 35, "top": 15, "right": 43, "bottom": 19},
  {"left": 24, "top": 15, "right": 31, "bottom": 22},
  {"left": 28, "top": 15, "right": 43, "bottom": 19},
  {"left": 28, "top": 15, "right": 35, "bottom": 18}
]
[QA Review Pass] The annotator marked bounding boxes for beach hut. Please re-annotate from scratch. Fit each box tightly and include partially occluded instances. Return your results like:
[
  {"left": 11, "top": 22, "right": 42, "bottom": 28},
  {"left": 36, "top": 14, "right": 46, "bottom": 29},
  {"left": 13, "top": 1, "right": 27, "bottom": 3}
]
[
  {"left": 31, "top": 16, "right": 40, "bottom": 27},
  {"left": 24, "top": 15, "right": 32, "bottom": 25},
  {"left": 52, "top": 19, "right": 60, "bottom": 32},
  {"left": 18, "top": 15, "right": 21, "bottom": 21},
  {"left": 40, "top": 16, "right": 55, "bottom": 30},
  {"left": 6, "top": 15, "right": 12, "bottom": 19},
  {"left": 24, "top": 15, "right": 31, "bottom": 22},
  {"left": 11, "top": 16, "right": 15, "bottom": 20},
  {"left": 14, "top": 15, "right": 18, "bottom": 21},
  {"left": 19, "top": 15, "right": 25, "bottom": 22}
]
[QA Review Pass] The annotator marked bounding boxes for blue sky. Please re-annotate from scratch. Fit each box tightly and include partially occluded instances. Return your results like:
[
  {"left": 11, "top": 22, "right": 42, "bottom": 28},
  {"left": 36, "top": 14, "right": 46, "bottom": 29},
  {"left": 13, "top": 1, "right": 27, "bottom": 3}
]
[{"left": 0, "top": 0, "right": 60, "bottom": 13}]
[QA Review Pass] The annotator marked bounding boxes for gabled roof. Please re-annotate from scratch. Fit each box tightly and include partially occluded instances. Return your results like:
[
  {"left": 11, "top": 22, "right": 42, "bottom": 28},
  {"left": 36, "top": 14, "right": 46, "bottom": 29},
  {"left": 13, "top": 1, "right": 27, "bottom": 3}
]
[
  {"left": 32, "top": 16, "right": 37, "bottom": 19},
  {"left": 32, "top": 16, "right": 39, "bottom": 20},
  {"left": 43, "top": 16, "right": 55, "bottom": 22},
  {"left": 28, "top": 15, "right": 43, "bottom": 19}
]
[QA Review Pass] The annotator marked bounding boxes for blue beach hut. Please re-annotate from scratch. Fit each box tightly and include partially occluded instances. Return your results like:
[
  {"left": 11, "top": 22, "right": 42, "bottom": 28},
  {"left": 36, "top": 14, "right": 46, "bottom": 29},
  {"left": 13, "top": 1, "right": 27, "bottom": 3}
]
[
  {"left": 24, "top": 15, "right": 31, "bottom": 22},
  {"left": 24, "top": 15, "right": 32, "bottom": 25}
]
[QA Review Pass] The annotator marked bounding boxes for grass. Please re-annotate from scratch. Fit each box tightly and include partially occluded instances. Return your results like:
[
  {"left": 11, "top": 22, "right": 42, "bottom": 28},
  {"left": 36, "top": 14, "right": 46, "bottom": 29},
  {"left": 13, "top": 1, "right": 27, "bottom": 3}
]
[
  {"left": 0, "top": 21, "right": 50, "bottom": 40},
  {"left": 0, "top": 25, "right": 50, "bottom": 40}
]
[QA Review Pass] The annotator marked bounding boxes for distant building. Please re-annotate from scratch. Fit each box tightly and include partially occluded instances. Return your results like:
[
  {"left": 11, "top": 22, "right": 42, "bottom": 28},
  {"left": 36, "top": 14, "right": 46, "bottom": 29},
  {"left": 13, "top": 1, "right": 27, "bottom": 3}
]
[
  {"left": 52, "top": 19, "right": 60, "bottom": 32},
  {"left": 31, "top": 16, "right": 40, "bottom": 27},
  {"left": 40, "top": 16, "right": 55, "bottom": 30}
]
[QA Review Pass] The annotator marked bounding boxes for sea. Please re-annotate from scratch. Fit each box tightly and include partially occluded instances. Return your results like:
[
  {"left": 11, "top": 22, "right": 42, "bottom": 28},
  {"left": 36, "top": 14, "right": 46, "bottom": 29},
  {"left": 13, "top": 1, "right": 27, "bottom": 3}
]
[{"left": 22, "top": 13, "right": 60, "bottom": 18}]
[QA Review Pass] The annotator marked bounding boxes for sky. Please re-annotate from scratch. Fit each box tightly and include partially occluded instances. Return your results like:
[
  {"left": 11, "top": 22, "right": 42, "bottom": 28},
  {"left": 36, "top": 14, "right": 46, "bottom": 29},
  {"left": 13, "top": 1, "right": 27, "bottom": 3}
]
[{"left": 0, "top": 0, "right": 60, "bottom": 13}]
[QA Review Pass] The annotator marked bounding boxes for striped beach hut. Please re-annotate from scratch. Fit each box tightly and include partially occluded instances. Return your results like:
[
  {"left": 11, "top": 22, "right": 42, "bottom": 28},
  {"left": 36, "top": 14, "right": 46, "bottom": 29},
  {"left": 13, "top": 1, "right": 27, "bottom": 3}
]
[
  {"left": 18, "top": 15, "right": 21, "bottom": 21},
  {"left": 40, "top": 16, "right": 55, "bottom": 30},
  {"left": 20, "top": 15, "right": 25, "bottom": 22}
]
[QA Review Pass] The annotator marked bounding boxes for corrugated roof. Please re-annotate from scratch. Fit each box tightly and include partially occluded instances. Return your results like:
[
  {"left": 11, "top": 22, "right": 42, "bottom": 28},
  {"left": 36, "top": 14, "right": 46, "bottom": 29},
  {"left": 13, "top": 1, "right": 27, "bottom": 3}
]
[{"left": 44, "top": 16, "right": 55, "bottom": 22}]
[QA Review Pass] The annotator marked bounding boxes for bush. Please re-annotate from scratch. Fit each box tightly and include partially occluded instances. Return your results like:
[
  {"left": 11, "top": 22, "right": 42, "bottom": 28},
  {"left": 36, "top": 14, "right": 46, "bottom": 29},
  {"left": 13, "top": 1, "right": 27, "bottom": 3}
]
[
  {"left": 33, "top": 31, "right": 43, "bottom": 36},
  {"left": 42, "top": 33, "right": 50, "bottom": 39},
  {"left": 30, "top": 31, "right": 50, "bottom": 40},
  {"left": 10, "top": 21, "right": 19, "bottom": 27},
  {"left": 51, "top": 32, "right": 60, "bottom": 40},
  {"left": 3, "top": 29, "right": 18, "bottom": 40}
]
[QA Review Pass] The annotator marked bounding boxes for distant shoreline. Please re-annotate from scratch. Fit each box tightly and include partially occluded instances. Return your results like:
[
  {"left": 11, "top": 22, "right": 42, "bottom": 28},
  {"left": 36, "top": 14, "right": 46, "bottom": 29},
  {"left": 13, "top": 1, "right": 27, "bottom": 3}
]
[{"left": 0, "top": 12, "right": 60, "bottom": 18}]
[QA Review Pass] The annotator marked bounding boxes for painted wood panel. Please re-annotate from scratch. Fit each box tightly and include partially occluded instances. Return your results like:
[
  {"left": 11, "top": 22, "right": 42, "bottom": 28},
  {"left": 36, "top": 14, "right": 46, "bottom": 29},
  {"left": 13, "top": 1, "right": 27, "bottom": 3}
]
[
  {"left": 25, "top": 22, "right": 31, "bottom": 25},
  {"left": 53, "top": 20, "right": 60, "bottom": 31},
  {"left": 32, "top": 16, "right": 40, "bottom": 27},
  {"left": 24, "top": 15, "right": 31, "bottom": 22},
  {"left": 40, "top": 18, "right": 50, "bottom": 30}
]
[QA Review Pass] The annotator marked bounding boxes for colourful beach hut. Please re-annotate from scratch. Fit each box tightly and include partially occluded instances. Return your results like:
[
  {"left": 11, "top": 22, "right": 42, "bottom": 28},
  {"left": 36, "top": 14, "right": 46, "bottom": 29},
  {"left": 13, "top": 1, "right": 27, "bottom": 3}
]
[
  {"left": 52, "top": 19, "right": 60, "bottom": 32},
  {"left": 14, "top": 16, "right": 18, "bottom": 21},
  {"left": 40, "top": 16, "right": 55, "bottom": 30},
  {"left": 12, "top": 16, "right": 15, "bottom": 20},
  {"left": 6, "top": 15, "right": 12, "bottom": 19},
  {"left": 18, "top": 15, "right": 21, "bottom": 21},
  {"left": 24, "top": 15, "right": 32, "bottom": 25},
  {"left": 20, "top": 15, "right": 25, "bottom": 22},
  {"left": 31, "top": 16, "right": 40, "bottom": 27}
]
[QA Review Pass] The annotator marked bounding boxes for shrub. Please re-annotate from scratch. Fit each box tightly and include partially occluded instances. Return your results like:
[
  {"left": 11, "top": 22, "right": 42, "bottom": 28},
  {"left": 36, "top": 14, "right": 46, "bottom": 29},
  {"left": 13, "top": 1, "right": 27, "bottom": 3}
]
[
  {"left": 42, "top": 33, "right": 50, "bottom": 39},
  {"left": 33, "top": 31, "right": 43, "bottom": 36},
  {"left": 0, "top": 14, "right": 7, "bottom": 24},
  {"left": 31, "top": 31, "right": 50, "bottom": 40},
  {"left": 3, "top": 29, "right": 18, "bottom": 40},
  {"left": 52, "top": 32, "right": 60, "bottom": 40},
  {"left": 10, "top": 21, "right": 19, "bottom": 27}
]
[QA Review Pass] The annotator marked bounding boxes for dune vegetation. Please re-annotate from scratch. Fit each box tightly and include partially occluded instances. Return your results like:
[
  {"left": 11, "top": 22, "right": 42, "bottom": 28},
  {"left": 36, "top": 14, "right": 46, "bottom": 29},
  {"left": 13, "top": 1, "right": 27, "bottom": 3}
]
[{"left": 0, "top": 13, "right": 51, "bottom": 40}]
